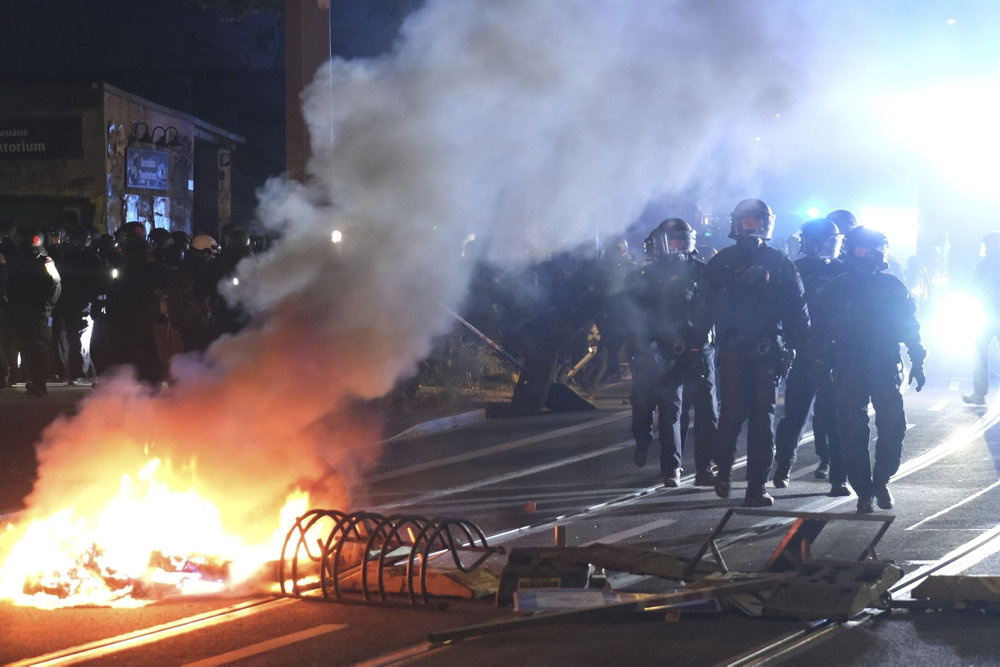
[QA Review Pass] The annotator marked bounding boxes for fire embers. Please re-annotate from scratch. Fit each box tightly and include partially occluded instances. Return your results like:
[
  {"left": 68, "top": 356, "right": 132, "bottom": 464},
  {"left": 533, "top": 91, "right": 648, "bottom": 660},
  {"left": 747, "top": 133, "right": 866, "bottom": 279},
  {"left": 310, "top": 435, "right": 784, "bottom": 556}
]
[
  {"left": 0, "top": 459, "right": 312, "bottom": 609},
  {"left": 21, "top": 543, "right": 134, "bottom": 601},
  {"left": 142, "top": 550, "right": 233, "bottom": 598},
  {"left": 20, "top": 547, "right": 233, "bottom": 603}
]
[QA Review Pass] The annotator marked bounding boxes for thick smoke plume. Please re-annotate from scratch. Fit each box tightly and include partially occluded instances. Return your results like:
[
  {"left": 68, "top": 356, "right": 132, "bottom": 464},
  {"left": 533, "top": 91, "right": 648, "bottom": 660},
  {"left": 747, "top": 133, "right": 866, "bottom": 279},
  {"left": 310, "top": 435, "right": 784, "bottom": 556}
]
[{"left": 11, "top": 0, "right": 990, "bottom": 544}]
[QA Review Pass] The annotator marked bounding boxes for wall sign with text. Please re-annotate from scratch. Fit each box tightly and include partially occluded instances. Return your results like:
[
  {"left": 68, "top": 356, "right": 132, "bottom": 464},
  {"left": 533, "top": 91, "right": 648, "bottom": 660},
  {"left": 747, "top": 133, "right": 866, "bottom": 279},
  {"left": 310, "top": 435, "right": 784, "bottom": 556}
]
[
  {"left": 0, "top": 116, "right": 84, "bottom": 159},
  {"left": 126, "top": 147, "right": 169, "bottom": 191}
]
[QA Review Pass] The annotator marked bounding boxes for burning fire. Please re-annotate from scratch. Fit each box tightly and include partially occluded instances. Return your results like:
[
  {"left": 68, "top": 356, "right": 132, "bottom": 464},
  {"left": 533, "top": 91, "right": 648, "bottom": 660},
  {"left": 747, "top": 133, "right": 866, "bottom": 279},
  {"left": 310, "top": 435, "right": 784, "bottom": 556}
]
[{"left": 0, "top": 456, "right": 310, "bottom": 609}]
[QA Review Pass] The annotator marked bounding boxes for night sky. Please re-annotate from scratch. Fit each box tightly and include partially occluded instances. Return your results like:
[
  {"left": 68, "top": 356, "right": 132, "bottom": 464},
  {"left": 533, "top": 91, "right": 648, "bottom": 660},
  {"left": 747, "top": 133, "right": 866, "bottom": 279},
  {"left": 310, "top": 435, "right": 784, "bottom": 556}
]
[{"left": 0, "top": 0, "right": 419, "bottom": 224}]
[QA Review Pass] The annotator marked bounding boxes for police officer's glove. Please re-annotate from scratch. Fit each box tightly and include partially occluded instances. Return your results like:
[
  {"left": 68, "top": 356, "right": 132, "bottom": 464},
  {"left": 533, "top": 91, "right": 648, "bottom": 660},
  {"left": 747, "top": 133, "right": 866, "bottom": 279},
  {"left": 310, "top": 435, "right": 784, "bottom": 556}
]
[{"left": 908, "top": 363, "right": 926, "bottom": 392}]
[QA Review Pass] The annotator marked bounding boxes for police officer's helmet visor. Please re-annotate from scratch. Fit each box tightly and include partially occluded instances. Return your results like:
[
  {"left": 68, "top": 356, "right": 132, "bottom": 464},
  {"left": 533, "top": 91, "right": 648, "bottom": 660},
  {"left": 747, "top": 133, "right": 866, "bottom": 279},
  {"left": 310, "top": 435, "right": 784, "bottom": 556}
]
[{"left": 740, "top": 217, "right": 765, "bottom": 235}]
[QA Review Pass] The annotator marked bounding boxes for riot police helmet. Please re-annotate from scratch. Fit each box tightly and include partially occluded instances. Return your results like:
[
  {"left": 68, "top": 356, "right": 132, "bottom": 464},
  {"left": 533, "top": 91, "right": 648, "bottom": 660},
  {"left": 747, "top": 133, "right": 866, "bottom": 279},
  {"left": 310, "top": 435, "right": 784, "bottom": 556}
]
[
  {"left": 644, "top": 228, "right": 666, "bottom": 261},
  {"left": 25, "top": 228, "right": 45, "bottom": 248},
  {"left": 825, "top": 209, "right": 858, "bottom": 233},
  {"left": 602, "top": 235, "right": 630, "bottom": 260},
  {"left": 122, "top": 221, "right": 147, "bottom": 241},
  {"left": 66, "top": 227, "right": 90, "bottom": 249},
  {"left": 842, "top": 226, "right": 889, "bottom": 271},
  {"left": 799, "top": 217, "right": 842, "bottom": 259},
  {"left": 191, "top": 234, "right": 220, "bottom": 254},
  {"left": 657, "top": 217, "right": 697, "bottom": 254},
  {"left": 147, "top": 227, "right": 173, "bottom": 251},
  {"left": 729, "top": 198, "right": 775, "bottom": 240}
]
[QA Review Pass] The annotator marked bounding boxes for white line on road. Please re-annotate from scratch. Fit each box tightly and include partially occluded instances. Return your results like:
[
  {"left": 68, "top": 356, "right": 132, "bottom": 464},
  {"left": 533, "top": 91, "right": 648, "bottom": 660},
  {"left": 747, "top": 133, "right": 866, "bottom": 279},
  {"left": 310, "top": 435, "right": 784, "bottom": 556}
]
[
  {"left": 371, "top": 439, "right": 633, "bottom": 512},
  {"left": 366, "top": 411, "right": 630, "bottom": 483},
  {"left": 906, "top": 479, "right": 1000, "bottom": 530},
  {"left": 930, "top": 398, "right": 951, "bottom": 412},
  {"left": 580, "top": 518, "right": 677, "bottom": 547},
  {"left": 184, "top": 623, "right": 346, "bottom": 667},
  {"left": 11, "top": 598, "right": 299, "bottom": 666}
]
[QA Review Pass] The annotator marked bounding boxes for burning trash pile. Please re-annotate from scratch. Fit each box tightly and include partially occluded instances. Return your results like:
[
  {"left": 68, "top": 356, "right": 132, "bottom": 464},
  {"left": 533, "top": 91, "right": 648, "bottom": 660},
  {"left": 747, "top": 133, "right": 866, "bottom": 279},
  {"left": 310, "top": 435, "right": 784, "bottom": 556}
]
[{"left": 0, "top": 451, "right": 313, "bottom": 608}]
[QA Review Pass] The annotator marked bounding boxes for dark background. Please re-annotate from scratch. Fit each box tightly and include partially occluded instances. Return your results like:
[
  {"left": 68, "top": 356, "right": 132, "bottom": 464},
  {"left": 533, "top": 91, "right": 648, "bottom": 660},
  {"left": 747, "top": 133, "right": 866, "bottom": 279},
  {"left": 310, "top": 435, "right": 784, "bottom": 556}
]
[{"left": 0, "top": 0, "right": 420, "bottom": 226}]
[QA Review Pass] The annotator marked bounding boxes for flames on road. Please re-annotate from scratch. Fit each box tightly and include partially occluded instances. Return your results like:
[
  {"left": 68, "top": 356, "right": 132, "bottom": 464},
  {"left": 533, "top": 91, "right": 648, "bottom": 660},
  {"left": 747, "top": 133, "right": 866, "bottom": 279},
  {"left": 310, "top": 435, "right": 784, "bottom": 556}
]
[{"left": 0, "top": 454, "right": 311, "bottom": 608}]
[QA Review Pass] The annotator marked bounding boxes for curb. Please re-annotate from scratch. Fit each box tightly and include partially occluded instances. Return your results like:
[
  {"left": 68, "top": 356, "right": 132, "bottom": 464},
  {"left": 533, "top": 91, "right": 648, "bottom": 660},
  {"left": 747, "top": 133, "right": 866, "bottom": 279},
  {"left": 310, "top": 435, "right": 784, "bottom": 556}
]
[{"left": 387, "top": 408, "right": 488, "bottom": 442}]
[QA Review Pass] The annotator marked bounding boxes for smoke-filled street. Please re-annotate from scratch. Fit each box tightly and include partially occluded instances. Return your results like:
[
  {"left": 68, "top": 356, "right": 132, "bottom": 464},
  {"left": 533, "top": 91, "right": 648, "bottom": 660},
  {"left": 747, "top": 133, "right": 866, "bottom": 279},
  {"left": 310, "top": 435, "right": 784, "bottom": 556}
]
[
  {"left": 2, "top": 370, "right": 1000, "bottom": 665},
  {"left": 3, "top": 1, "right": 1000, "bottom": 664}
]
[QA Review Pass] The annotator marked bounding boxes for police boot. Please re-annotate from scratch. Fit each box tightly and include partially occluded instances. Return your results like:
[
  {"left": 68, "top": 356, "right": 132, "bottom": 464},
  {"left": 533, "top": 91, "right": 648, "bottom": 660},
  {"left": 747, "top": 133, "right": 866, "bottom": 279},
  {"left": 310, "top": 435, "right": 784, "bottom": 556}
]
[
  {"left": 713, "top": 474, "right": 731, "bottom": 499},
  {"left": 827, "top": 483, "right": 852, "bottom": 497},
  {"left": 743, "top": 487, "right": 774, "bottom": 508},
  {"left": 634, "top": 442, "right": 649, "bottom": 468},
  {"left": 663, "top": 468, "right": 682, "bottom": 487},
  {"left": 873, "top": 482, "right": 894, "bottom": 510},
  {"left": 694, "top": 469, "right": 717, "bottom": 487}
]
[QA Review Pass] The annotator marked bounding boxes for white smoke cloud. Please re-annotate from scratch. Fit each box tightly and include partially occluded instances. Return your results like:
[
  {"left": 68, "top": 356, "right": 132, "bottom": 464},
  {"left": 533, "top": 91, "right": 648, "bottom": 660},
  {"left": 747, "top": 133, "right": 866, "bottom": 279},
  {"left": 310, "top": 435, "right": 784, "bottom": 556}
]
[{"left": 13, "top": 0, "right": 1000, "bottom": 546}]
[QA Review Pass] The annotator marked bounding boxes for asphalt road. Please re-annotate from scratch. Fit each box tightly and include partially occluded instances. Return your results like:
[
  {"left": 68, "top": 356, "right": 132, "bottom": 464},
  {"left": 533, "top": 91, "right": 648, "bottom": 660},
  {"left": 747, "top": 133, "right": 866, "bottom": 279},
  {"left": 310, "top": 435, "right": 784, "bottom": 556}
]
[{"left": 2, "top": 373, "right": 1000, "bottom": 665}]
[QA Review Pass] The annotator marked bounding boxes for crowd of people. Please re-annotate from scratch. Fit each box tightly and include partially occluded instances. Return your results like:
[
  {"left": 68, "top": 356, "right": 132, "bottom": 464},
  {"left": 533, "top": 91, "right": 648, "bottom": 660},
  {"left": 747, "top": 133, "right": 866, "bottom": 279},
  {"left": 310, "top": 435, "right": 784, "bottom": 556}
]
[
  {"left": 4, "top": 201, "right": 995, "bottom": 517},
  {"left": 623, "top": 199, "right": 928, "bottom": 514},
  {"left": 0, "top": 221, "right": 257, "bottom": 395}
]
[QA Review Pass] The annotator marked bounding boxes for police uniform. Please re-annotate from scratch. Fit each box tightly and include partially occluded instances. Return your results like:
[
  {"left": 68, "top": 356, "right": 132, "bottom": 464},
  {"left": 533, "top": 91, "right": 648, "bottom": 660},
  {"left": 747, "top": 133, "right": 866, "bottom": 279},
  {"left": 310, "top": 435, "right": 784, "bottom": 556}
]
[
  {"left": 18, "top": 235, "right": 61, "bottom": 396},
  {"left": 694, "top": 199, "right": 809, "bottom": 506},
  {"left": 816, "top": 226, "right": 925, "bottom": 512},
  {"left": 624, "top": 220, "right": 715, "bottom": 486},
  {"left": 773, "top": 240, "right": 847, "bottom": 493}
]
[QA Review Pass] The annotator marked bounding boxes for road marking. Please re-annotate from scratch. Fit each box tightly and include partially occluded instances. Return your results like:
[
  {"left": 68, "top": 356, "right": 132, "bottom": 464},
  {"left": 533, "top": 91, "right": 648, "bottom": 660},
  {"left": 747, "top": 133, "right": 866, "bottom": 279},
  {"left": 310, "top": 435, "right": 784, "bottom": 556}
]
[
  {"left": 184, "top": 623, "right": 346, "bottom": 666},
  {"left": 581, "top": 518, "right": 677, "bottom": 546},
  {"left": 372, "top": 439, "right": 633, "bottom": 511},
  {"left": 930, "top": 398, "right": 951, "bottom": 411},
  {"left": 906, "top": 478, "right": 1000, "bottom": 530},
  {"left": 366, "top": 411, "right": 630, "bottom": 483},
  {"left": 11, "top": 598, "right": 297, "bottom": 666},
  {"left": 767, "top": 398, "right": 1000, "bottom": 516},
  {"left": 949, "top": 380, "right": 960, "bottom": 391}
]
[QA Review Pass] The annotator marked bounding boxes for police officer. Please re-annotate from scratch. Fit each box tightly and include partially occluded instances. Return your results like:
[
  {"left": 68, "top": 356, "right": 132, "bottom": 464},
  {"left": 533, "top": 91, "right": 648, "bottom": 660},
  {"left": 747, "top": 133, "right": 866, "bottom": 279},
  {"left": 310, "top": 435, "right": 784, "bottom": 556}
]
[
  {"left": 17, "top": 229, "right": 61, "bottom": 396},
  {"left": 624, "top": 219, "right": 715, "bottom": 486},
  {"left": 58, "top": 228, "right": 107, "bottom": 384},
  {"left": 826, "top": 209, "right": 858, "bottom": 234},
  {"left": 816, "top": 226, "right": 926, "bottom": 513},
  {"left": 772, "top": 218, "right": 849, "bottom": 495},
  {"left": 586, "top": 236, "right": 636, "bottom": 388},
  {"left": 963, "top": 231, "right": 1000, "bottom": 405},
  {"left": 694, "top": 199, "right": 810, "bottom": 507}
]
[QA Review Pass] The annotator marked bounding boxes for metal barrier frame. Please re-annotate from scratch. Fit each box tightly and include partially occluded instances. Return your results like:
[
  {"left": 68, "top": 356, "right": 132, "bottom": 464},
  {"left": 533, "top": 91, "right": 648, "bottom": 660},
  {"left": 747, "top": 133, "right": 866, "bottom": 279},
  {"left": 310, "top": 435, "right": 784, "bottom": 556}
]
[{"left": 686, "top": 508, "right": 895, "bottom": 577}]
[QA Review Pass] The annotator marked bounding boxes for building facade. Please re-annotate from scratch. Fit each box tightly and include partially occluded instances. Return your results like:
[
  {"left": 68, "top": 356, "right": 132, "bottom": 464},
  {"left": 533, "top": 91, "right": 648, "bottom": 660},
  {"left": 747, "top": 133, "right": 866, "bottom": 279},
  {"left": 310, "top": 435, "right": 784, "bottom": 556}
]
[{"left": 0, "top": 81, "right": 243, "bottom": 239}]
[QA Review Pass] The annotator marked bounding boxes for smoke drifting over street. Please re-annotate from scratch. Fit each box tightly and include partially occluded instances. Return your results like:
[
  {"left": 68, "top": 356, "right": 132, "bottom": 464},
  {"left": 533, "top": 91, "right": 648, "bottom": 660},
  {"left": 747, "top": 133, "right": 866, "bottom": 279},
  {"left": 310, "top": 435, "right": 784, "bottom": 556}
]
[{"left": 13, "top": 0, "right": 1000, "bottom": 542}]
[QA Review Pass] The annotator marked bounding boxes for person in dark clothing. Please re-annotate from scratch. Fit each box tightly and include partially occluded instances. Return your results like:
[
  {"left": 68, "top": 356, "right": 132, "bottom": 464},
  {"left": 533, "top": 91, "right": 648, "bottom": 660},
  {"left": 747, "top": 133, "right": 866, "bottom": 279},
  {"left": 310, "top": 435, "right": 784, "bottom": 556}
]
[
  {"left": 214, "top": 226, "right": 255, "bottom": 335},
  {"left": 693, "top": 198, "right": 810, "bottom": 507},
  {"left": 164, "top": 234, "right": 222, "bottom": 354},
  {"left": 962, "top": 231, "right": 1000, "bottom": 405},
  {"left": 771, "top": 217, "right": 849, "bottom": 495},
  {"left": 586, "top": 236, "right": 636, "bottom": 389},
  {"left": 625, "top": 219, "right": 717, "bottom": 487},
  {"left": 17, "top": 230, "right": 61, "bottom": 396},
  {"left": 815, "top": 226, "right": 926, "bottom": 513},
  {"left": 104, "top": 222, "right": 164, "bottom": 386},
  {"left": 0, "top": 223, "right": 25, "bottom": 387},
  {"left": 0, "top": 241, "right": 8, "bottom": 388},
  {"left": 57, "top": 228, "right": 108, "bottom": 384},
  {"left": 507, "top": 251, "right": 605, "bottom": 416}
]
